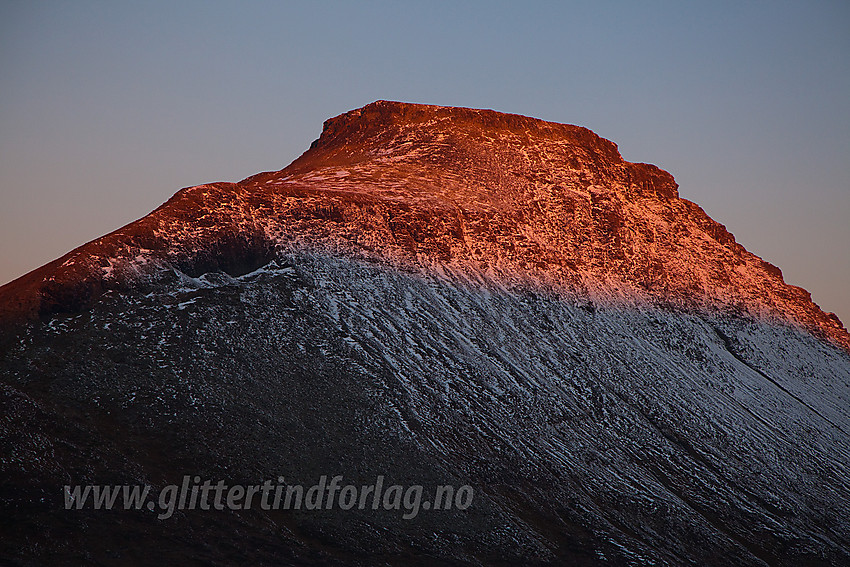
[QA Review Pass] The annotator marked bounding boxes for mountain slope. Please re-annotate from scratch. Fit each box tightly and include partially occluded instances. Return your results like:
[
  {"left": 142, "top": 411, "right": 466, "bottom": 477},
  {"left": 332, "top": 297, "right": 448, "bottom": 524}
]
[{"left": 2, "top": 101, "right": 849, "bottom": 566}]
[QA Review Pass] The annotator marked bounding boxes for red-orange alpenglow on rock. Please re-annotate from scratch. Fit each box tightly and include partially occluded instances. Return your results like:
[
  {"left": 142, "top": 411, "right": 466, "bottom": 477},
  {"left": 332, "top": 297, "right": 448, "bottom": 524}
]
[{"left": 1, "top": 100, "right": 847, "bottom": 351}]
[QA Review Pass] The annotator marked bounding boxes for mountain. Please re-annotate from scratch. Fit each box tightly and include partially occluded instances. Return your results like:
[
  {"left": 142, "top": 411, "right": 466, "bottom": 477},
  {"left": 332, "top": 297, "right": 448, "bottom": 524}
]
[{"left": 2, "top": 101, "right": 849, "bottom": 566}]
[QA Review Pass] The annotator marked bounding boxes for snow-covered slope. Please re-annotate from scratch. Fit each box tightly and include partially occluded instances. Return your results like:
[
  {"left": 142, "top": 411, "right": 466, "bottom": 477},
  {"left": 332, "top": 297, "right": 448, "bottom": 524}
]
[{"left": 3, "top": 252, "right": 849, "bottom": 565}]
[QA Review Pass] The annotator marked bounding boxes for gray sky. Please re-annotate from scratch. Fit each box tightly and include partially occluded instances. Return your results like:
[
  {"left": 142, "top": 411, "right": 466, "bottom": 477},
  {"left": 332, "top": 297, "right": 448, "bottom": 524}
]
[{"left": 1, "top": 1, "right": 848, "bottom": 323}]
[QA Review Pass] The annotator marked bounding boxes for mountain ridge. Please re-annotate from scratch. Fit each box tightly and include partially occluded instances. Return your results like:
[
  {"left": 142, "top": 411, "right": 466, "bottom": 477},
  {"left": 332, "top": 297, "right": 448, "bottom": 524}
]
[{"left": 1, "top": 100, "right": 846, "bottom": 351}]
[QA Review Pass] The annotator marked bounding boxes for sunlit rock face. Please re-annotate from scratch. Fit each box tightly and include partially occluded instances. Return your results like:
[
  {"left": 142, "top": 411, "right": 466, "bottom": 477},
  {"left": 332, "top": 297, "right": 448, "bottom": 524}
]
[{"left": 2, "top": 102, "right": 849, "bottom": 566}]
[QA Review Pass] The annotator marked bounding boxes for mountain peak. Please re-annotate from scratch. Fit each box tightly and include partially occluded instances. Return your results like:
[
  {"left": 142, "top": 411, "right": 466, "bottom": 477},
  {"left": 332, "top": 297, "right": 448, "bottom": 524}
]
[
  {"left": 1, "top": 102, "right": 847, "bottom": 351},
  {"left": 314, "top": 100, "right": 621, "bottom": 157},
  {"left": 271, "top": 100, "right": 677, "bottom": 201}
]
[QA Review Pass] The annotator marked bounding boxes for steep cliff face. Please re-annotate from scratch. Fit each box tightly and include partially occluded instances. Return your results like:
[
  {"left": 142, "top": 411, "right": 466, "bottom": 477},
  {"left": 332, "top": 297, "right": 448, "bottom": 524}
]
[
  {"left": 1, "top": 100, "right": 846, "bottom": 350},
  {"left": 2, "top": 102, "right": 850, "bottom": 566}
]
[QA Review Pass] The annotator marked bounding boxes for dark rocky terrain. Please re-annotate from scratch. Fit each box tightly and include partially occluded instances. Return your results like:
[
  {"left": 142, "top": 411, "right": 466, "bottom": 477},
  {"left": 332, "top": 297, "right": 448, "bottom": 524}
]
[{"left": 2, "top": 101, "right": 849, "bottom": 565}]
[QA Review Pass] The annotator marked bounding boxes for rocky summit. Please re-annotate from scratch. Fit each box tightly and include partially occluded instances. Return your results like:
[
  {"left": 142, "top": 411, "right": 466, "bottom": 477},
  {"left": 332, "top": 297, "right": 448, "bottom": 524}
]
[{"left": 2, "top": 101, "right": 849, "bottom": 566}]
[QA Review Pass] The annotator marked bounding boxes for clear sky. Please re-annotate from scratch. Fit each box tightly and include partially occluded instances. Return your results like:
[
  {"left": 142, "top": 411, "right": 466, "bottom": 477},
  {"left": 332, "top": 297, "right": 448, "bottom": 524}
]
[{"left": 1, "top": 1, "right": 848, "bottom": 324}]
